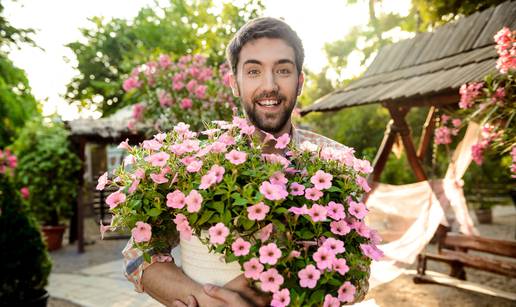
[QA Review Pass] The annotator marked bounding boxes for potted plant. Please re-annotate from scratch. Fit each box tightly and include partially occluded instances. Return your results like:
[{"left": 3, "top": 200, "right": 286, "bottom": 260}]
[
  {"left": 0, "top": 149, "right": 52, "bottom": 306},
  {"left": 12, "top": 118, "right": 82, "bottom": 250}
]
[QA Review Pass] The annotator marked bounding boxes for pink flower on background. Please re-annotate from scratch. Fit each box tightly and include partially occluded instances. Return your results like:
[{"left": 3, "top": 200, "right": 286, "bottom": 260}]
[
  {"left": 186, "top": 79, "right": 198, "bottom": 92},
  {"left": 240, "top": 123, "right": 255, "bottom": 135},
  {"left": 106, "top": 190, "right": 126, "bottom": 209},
  {"left": 208, "top": 223, "right": 229, "bottom": 244},
  {"left": 459, "top": 82, "right": 483, "bottom": 109},
  {"left": 271, "top": 288, "right": 290, "bottom": 307},
  {"left": 434, "top": 126, "right": 452, "bottom": 145},
  {"left": 289, "top": 182, "right": 305, "bottom": 196},
  {"left": 327, "top": 201, "right": 345, "bottom": 220},
  {"left": 494, "top": 27, "right": 516, "bottom": 73},
  {"left": 308, "top": 204, "right": 327, "bottom": 222},
  {"left": 275, "top": 133, "right": 290, "bottom": 149},
  {"left": 262, "top": 153, "right": 290, "bottom": 169},
  {"left": 288, "top": 204, "right": 308, "bottom": 215},
  {"left": 143, "top": 139, "right": 163, "bottom": 151},
  {"left": 225, "top": 150, "right": 247, "bottom": 165},
  {"left": 133, "top": 168, "right": 145, "bottom": 180},
  {"left": 131, "top": 221, "right": 152, "bottom": 243},
  {"left": 185, "top": 190, "right": 203, "bottom": 213},
  {"left": 247, "top": 202, "right": 270, "bottom": 221},
  {"left": 96, "top": 172, "right": 109, "bottom": 190},
  {"left": 269, "top": 171, "right": 288, "bottom": 186},
  {"left": 355, "top": 176, "right": 371, "bottom": 192},
  {"left": 150, "top": 172, "right": 168, "bottom": 184},
  {"left": 332, "top": 258, "right": 350, "bottom": 275},
  {"left": 99, "top": 219, "right": 112, "bottom": 240},
  {"left": 117, "top": 138, "right": 131, "bottom": 150},
  {"left": 310, "top": 170, "right": 333, "bottom": 190},
  {"left": 124, "top": 154, "right": 136, "bottom": 166},
  {"left": 259, "top": 181, "right": 285, "bottom": 201},
  {"left": 259, "top": 269, "right": 284, "bottom": 293},
  {"left": 348, "top": 200, "right": 368, "bottom": 219},
  {"left": 305, "top": 187, "right": 323, "bottom": 201},
  {"left": 452, "top": 118, "right": 462, "bottom": 127},
  {"left": 258, "top": 223, "right": 273, "bottom": 241},
  {"left": 511, "top": 146, "right": 516, "bottom": 178},
  {"left": 323, "top": 238, "right": 345, "bottom": 254},
  {"left": 158, "top": 90, "right": 173, "bottom": 107},
  {"left": 313, "top": 246, "right": 335, "bottom": 270},
  {"left": 145, "top": 151, "right": 169, "bottom": 167},
  {"left": 128, "top": 179, "right": 140, "bottom": 194},
  {"left": 166, "top": 190, "right": 186, "bottom": 209},
  {"left": 353, "top": 158, "right": 373, "bottom": 174},
  {"left": 243, "top": 258, "right": 264, "bottom": 280},
  {"left": 298, "top": 264, "right": 321, "bottom": 288},
  {"left": 123, "top": 76, "right": 142, "bottom": 92},
  {"left": 259, "top": 242, "right": 282, "bottom": 265},
  {"left": 194, "top": 85, "right": 207, "bottom": 99},
  {"left": 158, "top": 54, "right": 171, "bottom": 69},
  {"left": 330, "top": 220, "right": 351, "bottom": 236},
  {"left": 208, "top": 165, "right": 225, "bottom": 183},
  {"left": 360, "top": 243, "right": 384, "bottom": 260},
  {"left": 186, "top": 159, "right": 203, "bottom": 173},
  {"left": 210, "top": 141, "right": 227, "bottom": 153},
  {"left": 323, "top": 294, "right": 341, "bottom": 307},
  {"left": 231, "top": 238, "right": 251, "bottom": 256},
  {"left": 20, "top": 187, "right": 30, "bottom": 200},
  {"left": 132, "top": 103, "right": 145, "bottom": 120},
  {"left": 338, "top": 281, "right": 356, "bottom": 303},
  {"left": 199, "top": 172, "right": 217, "bottom": 189},
  {"left": 180, "top": 98, "right": 193, "bottom": 109}
]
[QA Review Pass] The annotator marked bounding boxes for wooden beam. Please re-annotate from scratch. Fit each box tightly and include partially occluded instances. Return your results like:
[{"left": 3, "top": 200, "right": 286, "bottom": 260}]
[
  {"left": 387, "top": 105, "right": 428, "bottom": 181},
  {"left": 371, "top": 120, "right": 397, "bottom": 182},
  {"left": 417, "top": 106, "right": 436, "bottom": 160},
  {"left": 443, "top": 233, "right": 516, "bottom": 258}
]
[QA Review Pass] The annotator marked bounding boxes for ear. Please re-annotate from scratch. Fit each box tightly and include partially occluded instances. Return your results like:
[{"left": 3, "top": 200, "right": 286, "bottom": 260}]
[
  {"left": 296, "top": 71, "right": 305, "bottom": 96},
  {"left": 229, "top": 73, "right": 240, "bottom": 97}
]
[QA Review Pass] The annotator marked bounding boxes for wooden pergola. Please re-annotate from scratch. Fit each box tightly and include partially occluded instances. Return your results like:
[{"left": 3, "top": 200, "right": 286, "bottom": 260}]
[
  {"left": 301, "top": 0, "right": 515, "bottom": 182},
  {"left": 66, "top": 106, "right": 146, "bottom": 253}
]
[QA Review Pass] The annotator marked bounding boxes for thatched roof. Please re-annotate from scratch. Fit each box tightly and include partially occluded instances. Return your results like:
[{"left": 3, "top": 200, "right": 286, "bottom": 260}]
[{"left": 301, "top": 0, "right": 516, "bottom": 115}]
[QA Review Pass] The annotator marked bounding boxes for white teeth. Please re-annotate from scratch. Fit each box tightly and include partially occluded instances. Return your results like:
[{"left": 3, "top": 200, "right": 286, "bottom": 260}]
[{"left": 258, "top": 100, "right": 279, "bottom": 106}]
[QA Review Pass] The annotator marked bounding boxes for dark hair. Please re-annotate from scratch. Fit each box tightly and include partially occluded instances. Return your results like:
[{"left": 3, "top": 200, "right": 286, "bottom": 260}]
[{"left": 226, "top": 17, "right": 304, "bottom": 76}]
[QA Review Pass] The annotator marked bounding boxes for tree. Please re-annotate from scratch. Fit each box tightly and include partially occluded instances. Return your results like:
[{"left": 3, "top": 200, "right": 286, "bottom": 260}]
[{"left": 65, "top": 0, "right": 263, "bottom": 117}]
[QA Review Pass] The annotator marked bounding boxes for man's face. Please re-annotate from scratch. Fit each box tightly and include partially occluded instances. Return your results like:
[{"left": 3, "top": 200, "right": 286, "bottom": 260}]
[{"left": 230, "top": 38, "right": 304, "bottom": 135}]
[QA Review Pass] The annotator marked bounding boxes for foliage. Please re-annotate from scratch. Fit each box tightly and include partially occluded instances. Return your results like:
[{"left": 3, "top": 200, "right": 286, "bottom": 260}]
[
  {"left": 0, "top": 151, "right": 52, "bottom": 302},
  {"left": 65, "top": 0, "right": 263, "bottom": 116},
  {"left": 101, "top": 118, "right": 381, "bottom": 306},
  {"left": 12, "top": 118, "right": 82, "bottom": 225},
  {"left": 123, "top": 54, "right": 236, "bottom": 134}
]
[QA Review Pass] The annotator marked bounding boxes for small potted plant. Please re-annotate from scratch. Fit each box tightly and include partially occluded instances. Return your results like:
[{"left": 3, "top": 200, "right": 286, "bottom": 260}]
[
  {"left": 12, "top": 118, "right": 82, "bottom": 250},
  {"left": 0, "top": 149, "right": 52, "bottom": 306}
]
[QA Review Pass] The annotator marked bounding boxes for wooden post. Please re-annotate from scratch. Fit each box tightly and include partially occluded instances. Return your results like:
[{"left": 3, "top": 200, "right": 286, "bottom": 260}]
[
  {"left": 371, "top": 119, "right": 397, "bottom": 182},
  {"left": 388, "top": 105, "right": 428, "bottom": 181},
  {"left": 417, "top": 106, "right": 436, "bottom": 160},
  {"left": 77, "top": 138, "right": 86, "bottom": 253}
]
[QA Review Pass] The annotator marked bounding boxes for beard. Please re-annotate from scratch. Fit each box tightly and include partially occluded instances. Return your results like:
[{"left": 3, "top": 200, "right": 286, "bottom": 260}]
[{"left": 242, "top": 88, "right": 297, "bottom": 134}]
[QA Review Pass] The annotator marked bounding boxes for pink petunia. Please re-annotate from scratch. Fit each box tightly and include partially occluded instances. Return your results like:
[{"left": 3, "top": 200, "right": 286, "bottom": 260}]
[
  {"left": 298, "top": 264, "right": 321, "bottom": 288},
  {"left": 132, "top": 168, "right": 145, "bottom": 180},
  {"left": 348, "top": 200, "right": 368, "bottom": 219},
  {"left": 355, "top": 176, "right": 371, "bottom": 192},
  {"left": 289, "top": 182, "right": 305, "bottom": 196},
  {"left": 259, "top": 242, "right": 282, "bottom": 265},
  {"left": 353, "top": 158, "right": 373, "bottom": 174},
  {"left": 185, "top": 190, "right": 203, "bottom": 213},
  {"left": 20, "top": 187, "right": 30, "bottom": 200},
  {"left": 231, "top": 238, "right": 251, "bottom": 256},
  {"left": 323, "top": 294, "right": 341, "bottom": 307},
  {"left": 186, "top": 159, "right": 203, "bottom": 173},
  {"left": 96, "top": 172, "right": 109, "bottom": 190},
  {"left": 338, "top": 281, "right": 356, "bottom": 303},
  {"left": 274, "top": 133, "right": 290, "bottom": 149},
  {"left": 209, "top": 164, "right": 225, "bottom": 182},
  {"left": 208, "top": 223, "right": 229, "bottom": 245},
  {"left": 313, "top": 246, "right": 335, "bottom": 271},
  {"left": 225, "top": 150, "right": 247, "bottom": 165},
  {"left": 240, "top": 123, "right": 255, "bottom": 135},
  {"left": 180, "top": 98, "right": 193, "bottom": 109},
  {"left": 247, "top": 202, "right": 270, "bottom": 221},
  {"left": 330, "top": 220, "right": 351, "bottom": 236},
  {"left": 166, "top": 190, "right": 186, "bottom": 209},
  {"left": 150, "top": 172, "right": 168, "bottom": 184},
  {"left": 142, "top": 139, "right": 162, "bottom": 151},
  {"left": 305, "top": 187, "right": 323, "bottom": 201},
  {"left": 128, "top": 179, "right": 140, "bottom": 194},
  {"left": 271, "top": 288, "right": 290, "bottom": 307},
  {"left": 117, "top": 138, "right": 131, "bottom": 150},
  {"left": 332, "top": 258, "right": 350, "bottom": 275},
  {"left": 310, "top": 170, "right": 333, "bottom": 190},
  {"left": 360, "top": 243, "right": 384, "bottom": 261},
  {"left": 288, "top": 204, "right": 308, "bottom": 216},
  {"left": 210, "top": 141, "right": 227, "bottom": 153},
  {"left": 258, "top": 223, "right": 273, "bottom": 242},
  {"left": 243, "top": 258, "right": 264, "bottom": 280},
  {"left": 106, "top": 190, "right": 126, "bottom": 209},
  {"left": 131, "top": 221, "right": 152, "bottom": 243},
  {"left": 269, "top": 171, "right": 288, "bottom": 187},
  {"left": 199, "top": 172, "right": 217, "bottom": 190},
  {"left": 327, "top": 201, "right": 345, "bottom": 220},
  {"left": 145, "top": 151, "right": 170, "bottom": 167},
  {"left": 259, "top": 269, "right": 284, "bottom": 293},
  {"left": 308, "top": 204, "right": 327, "bottom": 222},
  {"left": 323, "top": 238, "right": 345, "bottom": 254}
]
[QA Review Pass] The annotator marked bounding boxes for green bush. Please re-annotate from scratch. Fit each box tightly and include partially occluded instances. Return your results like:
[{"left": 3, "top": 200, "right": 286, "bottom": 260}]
[
  {"left": 12, "top": 118, "right": 82, "bottom": 225},
  {"left": 0, "top": 171, "right": 52, "bottom": 302}
]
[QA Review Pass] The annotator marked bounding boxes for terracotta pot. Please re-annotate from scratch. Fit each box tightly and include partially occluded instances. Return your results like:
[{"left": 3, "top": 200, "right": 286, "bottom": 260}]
[
  {"left": 474, "top": 208, "right": 493, "bottom": 224},
  {"left": 41, "top": 225, "right": 66, "bottom": 251}
]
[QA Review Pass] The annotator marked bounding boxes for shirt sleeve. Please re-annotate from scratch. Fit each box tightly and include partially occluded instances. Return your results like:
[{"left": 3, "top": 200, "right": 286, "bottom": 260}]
[{"left": 122, "top": 233, "right": 179, "bottom": 293}]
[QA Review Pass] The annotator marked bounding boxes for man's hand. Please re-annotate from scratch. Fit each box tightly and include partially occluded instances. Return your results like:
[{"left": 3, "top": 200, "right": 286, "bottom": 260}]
[
  {"left": 173, "top": 284, "right": 252, "bottom": 307},
  {"left": 223, "top": 274, "right": 270, "bottom": 307}
]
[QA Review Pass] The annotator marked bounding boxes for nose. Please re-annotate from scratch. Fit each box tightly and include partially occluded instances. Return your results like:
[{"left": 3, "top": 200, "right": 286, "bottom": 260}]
[{"left": 262, "top": 71, "right": 279, "bottom": 93}]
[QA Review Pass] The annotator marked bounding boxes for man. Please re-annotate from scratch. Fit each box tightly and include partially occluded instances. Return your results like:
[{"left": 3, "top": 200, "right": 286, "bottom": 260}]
[{"left": 123, "top": 17, "right": 350, "bottom": 306}]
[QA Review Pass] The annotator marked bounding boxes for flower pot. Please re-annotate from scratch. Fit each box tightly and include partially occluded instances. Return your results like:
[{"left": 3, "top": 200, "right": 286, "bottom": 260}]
[
  {"left": 474, "top": 208, "right": 493, "bottom": 224},
  {"left": 0, "top": 289, "right": 49, "bottom": 307},
  {"left": 41, "top": 225, "right": 66, "bottom": 251}
]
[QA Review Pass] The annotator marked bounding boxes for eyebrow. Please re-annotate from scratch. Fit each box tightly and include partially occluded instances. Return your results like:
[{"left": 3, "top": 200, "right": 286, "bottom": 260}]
[{"left": 242, "top": 59, "right": 295, "bottom": 66}]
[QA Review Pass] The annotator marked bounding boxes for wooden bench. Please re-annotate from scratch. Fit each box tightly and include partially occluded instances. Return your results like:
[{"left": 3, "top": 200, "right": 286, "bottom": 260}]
[{"left": 414, "top": 232, "right": 516, "bottom": 300}]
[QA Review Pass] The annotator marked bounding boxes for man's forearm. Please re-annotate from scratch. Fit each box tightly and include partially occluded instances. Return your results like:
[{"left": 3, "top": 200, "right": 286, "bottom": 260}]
[{"left": 142, "top": 261, "right": 202, "bottom": 306}]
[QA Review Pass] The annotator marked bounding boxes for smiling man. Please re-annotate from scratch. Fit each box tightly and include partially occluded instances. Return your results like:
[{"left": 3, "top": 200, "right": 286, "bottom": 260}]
[{"left": 122, "top": 17, "right": 364, "bottom": 307}]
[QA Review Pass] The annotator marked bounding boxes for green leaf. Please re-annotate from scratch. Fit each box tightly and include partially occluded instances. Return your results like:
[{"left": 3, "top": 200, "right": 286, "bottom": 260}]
[
  {"left": 211, "top": 201, "right": 225, "bottom": 215},
  {"left": 233, "top": 197, "right": 248, "bottom": 206},
  {"left": 296, "top": 229, "right": 314, "bottom": 240},
  {"left": 197, "top": 210, "right": 214, "bottom": 226},
  {"left": 147, "top": 207, "right": 161, "bottom": 217},
  {"left": 240, "top": 217, "right": 255, "bottom": 230},
  {"left": 308, "top": 289, "right": 325, "bottom": 305},
  {"left": 143, "top": 252, "right": 151, "bottom": 263},
  {"left": 327, "top": 186, "right": 342, "bottom": 193},
  {"left": 222, "top": 209, "right": 232, "bottom": 225}
]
